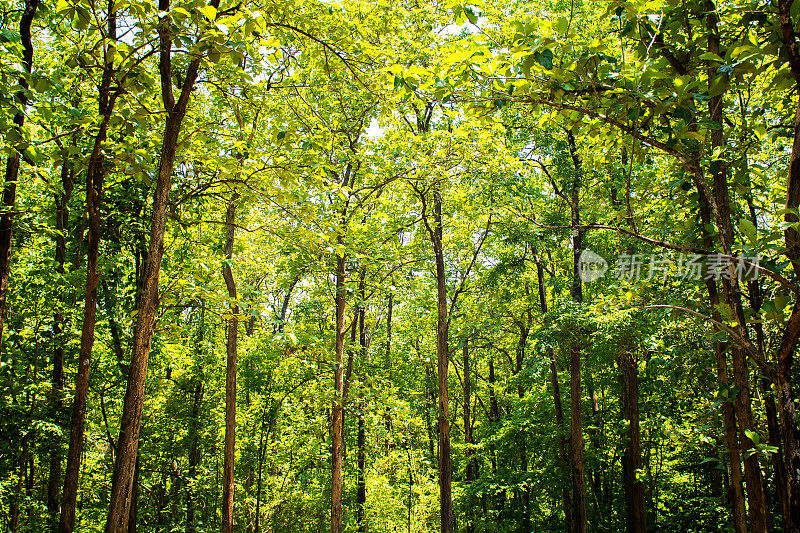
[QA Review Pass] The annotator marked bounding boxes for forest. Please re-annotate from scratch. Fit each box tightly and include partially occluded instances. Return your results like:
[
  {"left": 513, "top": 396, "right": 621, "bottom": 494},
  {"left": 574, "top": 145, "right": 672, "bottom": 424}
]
[{"left": 1, "top": 0, "right": 799, "bottom": 531}]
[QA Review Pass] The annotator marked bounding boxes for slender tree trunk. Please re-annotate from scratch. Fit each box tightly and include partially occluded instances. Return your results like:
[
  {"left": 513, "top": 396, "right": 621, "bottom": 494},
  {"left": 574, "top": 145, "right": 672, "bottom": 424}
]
[
  {"left": 463, "top": 342, "right": 476, "bottom": 533},
  {"left": 277, "top": 276, "right": 298, "bottom": 333},
  {"left": 695, "top": 184, "right": 748, "bottom": 532},
  {"left": 776, "top": 1, "right": 800, "bottom": 528},
  {"left": 104, "top": 1, "right": 218, "bottom": 527},
  {"left": 48, "top": 157, "right": 74, "bottom": 524},
  {"left": 567, "top": 130, "right": 588, "bottom": 533},
  {"left": 488, "top": 354, "right": 500, "bottom": 424},
  {"left": 9, "top": 442, "right": 27, "bottom": 531},
  {"left": 356, "top": 411, "right": 366, "bottom": 532},
  {"left": 386, "top": 291, "right": 393, "bottom": 367},
  {"left": 254, "top": 402, "right": 268, "bottom": 533},
  {"left": 102, "top": 280, "right": 125, "bottom": 364},
  {"left": 331, "top": 163, "right": 355, "bottom": 533},
  {"left": 331, "top": 248, "right": 346, "bottom": 533},
  {"left": 356, "top": 298, "right": 367, "bottom": 533},
  {"left": 742, "top": 134, "right": 793, "bottom": 532},
  {"left": 384, "top": 290, "right": 394, "bottom": 454},
  {"left": 704, "top": 5, "right": 768, "bottom": 529},
  {"left": 186, "top": 377, "right": 203, "bottom": 533},
  {"left": 222, "top": 197, "right": 239, "bottom": 533},
  {"left": 514, "top": 318, "right": 532, "bottom": 532},
  {"left": 127, "top": 455, "right": 140, "bottom": 533},
  {"left": 430, "top": 187, "right": 454, "bottom": 533},
  {"left": 59, "top": 10, "right": 119, "bottom": 530},
  {"left": 0, "top": 0, "right": 39, "bottom": 353},
  {"left": 619, "top": 352, "right": 646, "bottom": 533},
  {"left": 424, "top": 352, "right": 436, "bottom": 460},
  {"left": 535, "top": 258, "right": 573, "bottom": 531}
]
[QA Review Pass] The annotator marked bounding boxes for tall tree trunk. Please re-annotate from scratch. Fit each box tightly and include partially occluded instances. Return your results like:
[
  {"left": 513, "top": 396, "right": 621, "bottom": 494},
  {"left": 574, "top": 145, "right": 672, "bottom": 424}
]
[
  {"left": 567, "top": 129, "right": 588, "bottom": 533},
  {"left": 430, "top": 187, "right": 454, "bottom": 533},
  {"left": 331, "top": 248, "right": 346, "bottom": 533},
  {"left": 514, "top": 318, "right": 531, "bottom": 532},
  {"left": 59, "top": 9, "right": 119, "bottom": 530},
  {"left": 356, "top": 411, "right": 366, "bottom": 532},
  {"left": 694, "top": 184, "right": 748, "bottom": 533},
  {"left": 331, "top": 163, "right": 354, "bottom": 533},
  {"left": 488, "top": 354, "right": 500, "bottom": 424},
  {"left": 254, "top": 401, "right": 269, "bottom": 533},
  {"left": 127, "top": 454, "right": 140, "bottom": 533},
  {"left": 386, "top": 291, "right": 393, "bottom": 367},
  {"left": 356, "top": 297, "right": 367, "bottom": 533},
  {"left": 463, "top": 342, "right": 475, "bottom": 533},
  {"left": 705, "top": 4, "right": 767, "bottom": 529},
  {"left": 222, "top": 196, "right": 239, "bottom": 533},
  {"left": 776, "top": 0, "right": 800, "bottom": 528},
  {"left": 424, "top": 350, "right": 436, "bottom": 460},
  {"left": 618, "top": 352, "right": 646, "bottom": 533},
  {"left": 277, "top": 275, "right": 298, "bottom": 333},
  {"left": 535, "top": 258, "right": 572, "bottom": 531},
  {"left": 104, "top": 1, "right": 218, "bottom": 528},
  {"left": 186, "top": 305, "right": 205, "bottom": 533},
  {"left": 0, "top": 0, "right": 39, "bottom": 353},
  {"left": 186, "top": 377, "right": 203, "bottom": 533},
  {"left": 48, "top": 156, "right": 74, "bottom": 523}
]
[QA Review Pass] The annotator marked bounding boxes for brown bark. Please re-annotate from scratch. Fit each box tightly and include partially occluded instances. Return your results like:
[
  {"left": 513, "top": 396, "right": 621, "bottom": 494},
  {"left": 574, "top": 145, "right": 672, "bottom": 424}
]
[
  {"left": 103, "top": 280, "right": 125, "bottom": 364},
  {"left": 48, "top": 156, "right": 74, "bottom": 522},
  {"left": 60, "top": 9, "right": 119, "bottom": 530},
  {"left": 277, "top": 276, "right": 298, "bottom": 333},
  {"left": 705, "top": 5, "right": 767, "bottom": 528},
  {"left": 430, "top": 187, "right": 454, "bottom": 533},
  {"left": 463, "top": 342, "right": 475, "bottom": 533},
  {"left": 254, "top": 401, "right": 270, "bottom": 533},
  {"left": 128, "top": 454, "right": 140, "bottom": 533},
  {"left": 356, "top": 296, "right": 367, "bottom": 533},
  {"left": 618, "top": 352, "right": 646, "bottom": 533},
  {"left": 386, "top": 291, "right": 393, "bottom": 366},
  {"left": 697, "top": 190, "right": 747, "bottom": 533},
  {"left": 222, "top": 197, "right": 239, "bottom": 533},
  {"left": 514, "top": 316, "right": 532, "bottom": 532},
  {"left": 331, "top": 249, "right": 346, "bottom": 533},
  {"left": 357, "top": 410, "right": 366, "bottom": 533},
  {"left": 488, "top": 354, "right": 500, "bottom": 424},
  {"left": 567, "top": 129, "right": 588, "bottom": 533},
  {"left": 104, "top": 0, "right": 218, "bottom": 528},
  {"left": 186, "top": 377, "right": 203, "bottom": 533},
  {"left": 776, "top": 1, "right": 800, "bottom": 529},
  {"left": 534, "top": 257, "right": 573, "bottom": 530},
  {"left": 331, "top": 163, "right": 355, "bottom": 533},
  {"left": 0, "top": 0, "right": 39, "bottom": 353}
]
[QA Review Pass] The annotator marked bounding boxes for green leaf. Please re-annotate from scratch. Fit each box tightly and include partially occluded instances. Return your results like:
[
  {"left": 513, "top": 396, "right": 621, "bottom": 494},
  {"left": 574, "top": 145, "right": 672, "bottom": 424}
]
[
  {"left": 533, "top": 48, "right": 553, "bottom": 70},
  {"left": 744, "top": 429, "right": 760, "bottom": 445},
  {"left": 739, "top": 219, "right": 757, "bottom": 244},
  {"left": 198, "top": 5, "right": 217, "bottom": 22},
  {"left": 699, "top": 52, "right": 724, "bottom": 63},
  {"left": 708, "top": 74, "right": 729, "bottom": 97},
  {"left": 56, "top": 0, "right": 72, "bottom": 14},
  {"left": 463, "top": 6, "right": 477, "bottom": 24}
]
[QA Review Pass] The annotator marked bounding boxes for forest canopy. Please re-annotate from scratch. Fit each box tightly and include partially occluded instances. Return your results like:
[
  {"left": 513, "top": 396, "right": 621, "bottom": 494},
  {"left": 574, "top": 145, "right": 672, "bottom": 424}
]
[{"left": 1, "top": 0, "right": 800, "bottom": 531}]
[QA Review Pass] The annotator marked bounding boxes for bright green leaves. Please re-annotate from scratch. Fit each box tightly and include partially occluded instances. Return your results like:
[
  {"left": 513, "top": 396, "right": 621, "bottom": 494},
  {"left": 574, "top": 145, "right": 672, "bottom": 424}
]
[
  {"left": 708, "top": 73, "right": 729, "bottom": 98},
  {"left": 739, "top": 219, "right": 757, "bottom": 245},
  {"left": 198, "top": 4, "right": 217, "bottom": 21},
  {"left": 532, "top": 48, "right": 553, "bottom": 70},
  {"left": 56, "top": 0, "right": 91, "bottom": 30}
]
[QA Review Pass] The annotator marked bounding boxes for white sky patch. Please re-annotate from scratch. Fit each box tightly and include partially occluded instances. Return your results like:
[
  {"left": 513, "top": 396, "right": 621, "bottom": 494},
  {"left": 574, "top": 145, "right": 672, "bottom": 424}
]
[{"left": 365, "top": 118, "right": 385, "bottom": 139}]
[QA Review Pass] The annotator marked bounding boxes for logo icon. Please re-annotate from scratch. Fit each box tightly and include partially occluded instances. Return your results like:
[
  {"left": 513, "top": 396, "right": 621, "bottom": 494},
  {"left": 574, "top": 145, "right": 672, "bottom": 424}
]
[{"left": 578, "top": 249, "right": 608, "bottom": 283}]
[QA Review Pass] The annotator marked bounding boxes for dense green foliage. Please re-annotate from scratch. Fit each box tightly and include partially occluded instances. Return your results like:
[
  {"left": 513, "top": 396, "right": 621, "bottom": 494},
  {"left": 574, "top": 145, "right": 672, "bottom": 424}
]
[{"left": 1, "top": 0, "right": 800, "bottom": 531}]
